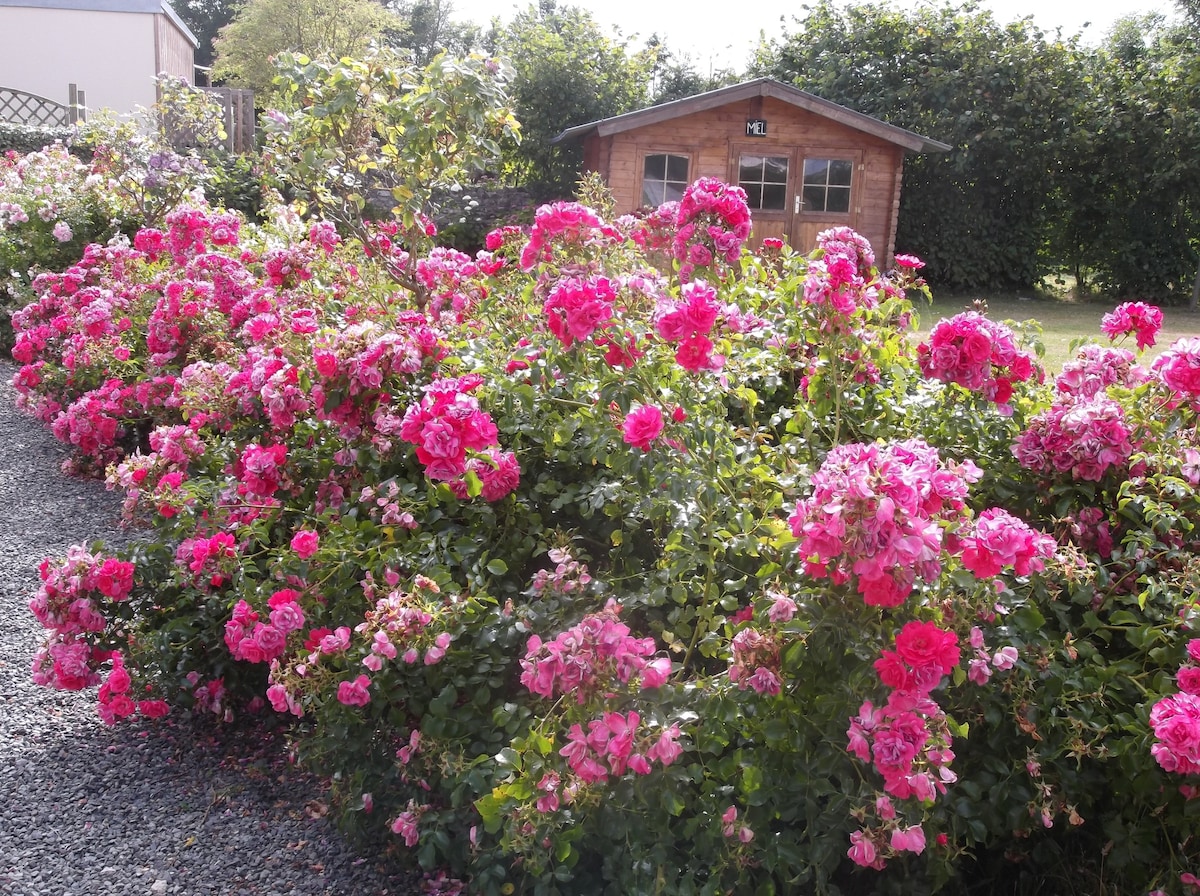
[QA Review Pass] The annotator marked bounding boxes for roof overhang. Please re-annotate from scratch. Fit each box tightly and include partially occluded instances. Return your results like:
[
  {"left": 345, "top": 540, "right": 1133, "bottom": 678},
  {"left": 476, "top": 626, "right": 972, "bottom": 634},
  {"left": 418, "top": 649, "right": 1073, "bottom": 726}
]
[
  {"left": 0, "top": 0, "right": 199, "bottom": 48},
  {"left": 553, "top": 77, "right": 951, "bottom": 154}
]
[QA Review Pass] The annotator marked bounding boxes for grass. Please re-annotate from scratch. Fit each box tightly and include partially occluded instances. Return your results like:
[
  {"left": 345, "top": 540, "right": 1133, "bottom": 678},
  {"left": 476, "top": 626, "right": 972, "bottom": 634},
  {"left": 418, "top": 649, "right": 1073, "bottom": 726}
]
[{"left": 916, "top": 292, "right": 1200, "bottom": 374}]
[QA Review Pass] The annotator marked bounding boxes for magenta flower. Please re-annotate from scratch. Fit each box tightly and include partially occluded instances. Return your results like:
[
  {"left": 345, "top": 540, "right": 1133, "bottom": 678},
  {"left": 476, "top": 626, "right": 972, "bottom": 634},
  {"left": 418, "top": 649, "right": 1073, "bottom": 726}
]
[
  {"left": 1101, "top": 301, "right": 1163, "bottom": 351},
  {"left": 917, "top": 312, "right": 1037, "bottom": 411},
  {"left": 1149, "top": 692, "right": 1200, "bottom": 775},
  {"left": 1014, "top": 395, "right": 1135, "bottom": 482},
  {"left": 336, "top": 674, "right": 372, "bottom": 707},
  {"left": 1152, "top": 337, "right": 1200, "bottom": 400},
  {"left": 290, "top": 529, "right": 320, "bottom": 559},
  {"left": 789, "top": 440, "right": 981, "bottom": 607},
  {"left": 622, "top": 403, "right": 665, "bottom": 451},
  {"left": 894, "top": 621, "right": 960, "bottom": 679},
  {"left": 958, "top": 507, "right": 1057, "bottom": 578},
  {"left": 543, "top": 276, "right": 616, "bottom": 348}
]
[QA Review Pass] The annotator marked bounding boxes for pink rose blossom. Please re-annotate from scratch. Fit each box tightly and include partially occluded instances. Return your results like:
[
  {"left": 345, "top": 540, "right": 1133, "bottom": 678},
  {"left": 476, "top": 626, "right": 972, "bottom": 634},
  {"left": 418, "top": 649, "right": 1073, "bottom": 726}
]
[
  {"left": 290, "top": 529, "right": 320, "bottom": 559},
  {"left": 336, "top": 674, "right": 372, "bottom": 707},
  {"left": 622, "top": 404, "right": 664, "bottom": 452}
]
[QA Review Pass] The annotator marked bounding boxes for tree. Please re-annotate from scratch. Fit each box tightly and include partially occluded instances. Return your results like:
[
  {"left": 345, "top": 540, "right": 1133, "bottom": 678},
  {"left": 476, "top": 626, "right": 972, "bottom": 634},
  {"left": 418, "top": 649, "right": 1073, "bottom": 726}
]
[
  {"left": 488, "top": 1, "right": 657, "bottom": 198},
  {"left": 645, "top": 39, "right": 740, "bottom": 106},
  {"left": 754, "top": 0, "right": 1090, "bottom": 293},
  {"left": 211, "top": 0, "right": 400, "bottom": 100},
  {"left": 261, "top": 47, "right": 519, "bottom": 299},
  {"left": 383, "top": 0, "right": 481, "bottom": 65},
  {"left": 173, "top": 0, "right": 243, "bottom": 70},
  {"left": 1085, "top": 15, "right": 1200, "bottom": 301}
]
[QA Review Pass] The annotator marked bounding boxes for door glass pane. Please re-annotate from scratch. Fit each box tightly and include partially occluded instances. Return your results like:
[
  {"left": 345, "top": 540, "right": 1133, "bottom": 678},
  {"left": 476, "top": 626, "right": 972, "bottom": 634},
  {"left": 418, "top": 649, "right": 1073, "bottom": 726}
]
[
  {"left": 801, "top": 158, "right": 853, "bottom": 214},
  {"left": 740, "top": 156, "right": 764, "bottom": 183},
  {"left": 762, "top": 183, "right": 786, "bottom": 210},
  {"left": 739, "top": 154, "right": 789, "bottom": 211},
  {"left": 829, "top": 160, "right": 853, "bottom": 186},
  {"left": 803, "top": 159, "right": 829, "bottom": 182},
  {"left": 764, "top": 157, "right": 788, "bottom": 183}
]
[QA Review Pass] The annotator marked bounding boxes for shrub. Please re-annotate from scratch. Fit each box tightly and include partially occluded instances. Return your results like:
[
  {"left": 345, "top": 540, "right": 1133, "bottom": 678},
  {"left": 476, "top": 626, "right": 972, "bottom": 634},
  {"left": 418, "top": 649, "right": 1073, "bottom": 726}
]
[
  {"left": 13, "top": 185, "right": 1200, "bottom": 896},
  {"left": 0, "top": 142, "right": 120, "bottom": 352},
  {"left": 0, "top": 121, "right": 82, "bottom": 157}
]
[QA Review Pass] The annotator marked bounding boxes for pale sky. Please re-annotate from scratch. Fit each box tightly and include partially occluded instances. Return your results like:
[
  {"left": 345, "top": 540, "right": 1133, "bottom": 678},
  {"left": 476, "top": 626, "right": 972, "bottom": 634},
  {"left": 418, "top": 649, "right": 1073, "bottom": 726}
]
[{"left": 452, "top": 0, "right": 1176, "bottom": 69}]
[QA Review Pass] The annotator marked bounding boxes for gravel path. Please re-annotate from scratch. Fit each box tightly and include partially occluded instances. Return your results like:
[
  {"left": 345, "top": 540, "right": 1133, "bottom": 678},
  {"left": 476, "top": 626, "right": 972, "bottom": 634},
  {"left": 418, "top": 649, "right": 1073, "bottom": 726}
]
[{"left": 0, "top": 361, "right": 419, "bottom": 896}]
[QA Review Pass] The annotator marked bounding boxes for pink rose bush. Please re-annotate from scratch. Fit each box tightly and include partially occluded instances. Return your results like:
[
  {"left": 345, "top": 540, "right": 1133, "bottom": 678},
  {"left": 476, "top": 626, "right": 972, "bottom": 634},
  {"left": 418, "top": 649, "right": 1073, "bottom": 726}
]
[
  {"left": 788, "top": 440, "right": 982, "bottom": 608},
  {"left": 12, "top": 166, "right": 1200, "bottom": 895},
  {"left": 1153, "top": 336, "right": 1200, "bottom": 407},
  {"left": 917, "top": 311, "right": 1038, "bottom": 411},
  {"left": 1101, "top": 301, "right": 1163, "bottom": 350},
  {"left": 671, "top": 176, "right": 752, "bottom": 283},
  {"left": 1054, "top": 343, "right": 1147, "bottom": 399},
  {"left": 520, "top": 601, "right": 670, "bottom": 702},
  {"left": 1013, "top": 395, "right": 1136, "bottom": 481},
  {"left": 958, "top": 508, "right": 1057, "bottom": 579},
  {"left": 1150, "top": 640, "right": 1200, "bottom": 776}
]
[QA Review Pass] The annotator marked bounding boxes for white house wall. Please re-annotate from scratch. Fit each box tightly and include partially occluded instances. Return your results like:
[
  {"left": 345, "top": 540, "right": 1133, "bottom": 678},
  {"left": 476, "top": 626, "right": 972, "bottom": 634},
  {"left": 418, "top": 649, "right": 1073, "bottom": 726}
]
[{"left": 0, "top": 6, "right": 160, "bottom": 114}]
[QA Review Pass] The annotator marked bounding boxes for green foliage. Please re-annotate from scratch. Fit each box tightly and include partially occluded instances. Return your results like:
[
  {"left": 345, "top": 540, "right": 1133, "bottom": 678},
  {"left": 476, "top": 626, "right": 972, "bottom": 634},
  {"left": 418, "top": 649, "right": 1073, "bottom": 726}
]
[
  {"left": 755, "top": 0, "right": 1089, "bottom": 293},
  {"left": 261, "top": 46, "right": 519, "bottom": 298},
  {"left": 647, "top": 41, "right": 742, "bottom": 105},
  {"left": 211, "top": 0, "right": 400, "bottom": 100},
  {"left": 0, "top": 122, "right": 83, "bottom": 157},
  {"left": 488, "top": 0, "right": 657, "bottom": 198},
  {"left": 384, "top": 0, "right": 482, "bottom": 65},
  {"left": 173, "top": 0, "right": 243, "bottom": 69},
  {"left": 1047, "top": 14, "right": 1200, "bottom": 300}
]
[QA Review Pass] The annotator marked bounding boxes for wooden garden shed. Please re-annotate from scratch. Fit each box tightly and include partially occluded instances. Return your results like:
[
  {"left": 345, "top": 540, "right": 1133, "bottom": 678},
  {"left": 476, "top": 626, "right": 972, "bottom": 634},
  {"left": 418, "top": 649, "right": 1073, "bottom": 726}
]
[{"left": 554, "top": 78, "right": 951, "bottom": 264}]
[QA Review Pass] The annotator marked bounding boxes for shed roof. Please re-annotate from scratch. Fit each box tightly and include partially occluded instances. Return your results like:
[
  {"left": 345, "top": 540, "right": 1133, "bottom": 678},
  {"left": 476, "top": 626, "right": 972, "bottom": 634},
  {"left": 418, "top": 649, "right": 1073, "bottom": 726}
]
[
  {"left": 554, "top": 77, "right": 951, "bottom": 154},
  {"left": 0, "top": 0, "right": 199, "bottom": 48}
]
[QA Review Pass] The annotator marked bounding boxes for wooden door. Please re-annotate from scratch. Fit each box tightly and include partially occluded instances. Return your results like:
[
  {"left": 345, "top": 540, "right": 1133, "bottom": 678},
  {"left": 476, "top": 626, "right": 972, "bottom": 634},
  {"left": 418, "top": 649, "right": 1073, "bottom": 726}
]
[
  {"left": 732, "top": 145, "right": 794, "bottom": 247},
  {"left": 790, "top": 151, "right": 863, "bottom": 252}
]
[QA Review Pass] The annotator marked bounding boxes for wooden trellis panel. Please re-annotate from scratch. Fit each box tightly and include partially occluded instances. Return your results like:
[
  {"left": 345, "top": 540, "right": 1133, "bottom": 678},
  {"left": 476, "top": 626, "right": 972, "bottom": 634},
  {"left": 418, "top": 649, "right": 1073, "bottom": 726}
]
[{"left": 0, "top": 84, "right": 86, "bottom": 127}]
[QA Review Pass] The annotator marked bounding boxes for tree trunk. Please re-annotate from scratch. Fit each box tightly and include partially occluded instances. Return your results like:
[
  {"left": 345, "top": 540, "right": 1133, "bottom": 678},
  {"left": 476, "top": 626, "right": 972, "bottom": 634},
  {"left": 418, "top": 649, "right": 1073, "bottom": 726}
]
[{"left": 1192, "top": 254, "right": 1199, "bottom": 312}]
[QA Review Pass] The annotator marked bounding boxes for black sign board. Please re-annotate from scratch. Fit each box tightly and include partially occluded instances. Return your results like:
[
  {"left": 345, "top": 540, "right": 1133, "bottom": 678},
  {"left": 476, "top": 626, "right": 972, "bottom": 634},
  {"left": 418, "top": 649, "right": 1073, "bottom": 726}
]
[{"left": 745, "top": 118, "right": 767, "bottom": 137}]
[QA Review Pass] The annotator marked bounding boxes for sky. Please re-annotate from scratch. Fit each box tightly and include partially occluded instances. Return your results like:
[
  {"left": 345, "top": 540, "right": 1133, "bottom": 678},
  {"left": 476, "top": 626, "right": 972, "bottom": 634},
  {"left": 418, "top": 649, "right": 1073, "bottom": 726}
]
[{"left": 450, "top": 0, "right": 1177, "bottom": 70}]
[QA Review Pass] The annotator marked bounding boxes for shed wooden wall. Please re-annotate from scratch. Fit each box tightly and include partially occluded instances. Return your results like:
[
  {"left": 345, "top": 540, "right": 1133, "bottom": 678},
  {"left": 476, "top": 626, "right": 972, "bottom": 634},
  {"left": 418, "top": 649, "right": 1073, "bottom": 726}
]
[
  {"left": 155, "top": 12, "right": 197, "bottom": 86},
  {"left": 585, "top": 96, "right": 907, "bottom": 263}
]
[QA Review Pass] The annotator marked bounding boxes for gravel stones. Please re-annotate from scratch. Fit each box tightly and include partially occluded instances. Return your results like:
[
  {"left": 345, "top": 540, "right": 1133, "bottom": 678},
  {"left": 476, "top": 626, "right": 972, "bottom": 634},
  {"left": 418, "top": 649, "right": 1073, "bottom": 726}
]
[{"left": 0, "top": 361, "right": 419, "bottom": 896}]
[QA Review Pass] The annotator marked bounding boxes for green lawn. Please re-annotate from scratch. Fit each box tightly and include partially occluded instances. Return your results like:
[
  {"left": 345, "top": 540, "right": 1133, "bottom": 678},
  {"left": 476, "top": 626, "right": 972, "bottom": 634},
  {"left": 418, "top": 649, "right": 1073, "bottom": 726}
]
[{"left": 916, "top": 294, "right": 1200, "bottom": 374}]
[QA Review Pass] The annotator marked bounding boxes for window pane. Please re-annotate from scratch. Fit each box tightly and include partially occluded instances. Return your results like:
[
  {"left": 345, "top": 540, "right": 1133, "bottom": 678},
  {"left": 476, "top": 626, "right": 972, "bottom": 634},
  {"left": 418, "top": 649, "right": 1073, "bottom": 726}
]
[
  {"left": 802, "top": 185, "right": 826, "bottom": 212},
  {"left": 641, "top": 182, "right": 663, "bottom": 207},
  {"left": 644, "top": 154, "right": 664, "bottom": 179},
  {"left": 827, "top": 186, "right": 851, "bottom": 214},
  {"left": 739, "top": 155, "right": 764, "bottom": 183},
  {"left": 803, "top": 159, "right": 829, "bottom": 184},
  {"left": 664, "top": 182, "right": 686, "bottom": 203},
  {"left": 829, "top": 160, "right": 853, "bottom": 186},
  {"left": 763, "top": 156, "right": 789, "bottom": 183},
  {"left": 666, "top": 155, "right": 689, "bottom": 181},
  {"left": 762, "top": 183, "right": 787, "bottom": 210}
]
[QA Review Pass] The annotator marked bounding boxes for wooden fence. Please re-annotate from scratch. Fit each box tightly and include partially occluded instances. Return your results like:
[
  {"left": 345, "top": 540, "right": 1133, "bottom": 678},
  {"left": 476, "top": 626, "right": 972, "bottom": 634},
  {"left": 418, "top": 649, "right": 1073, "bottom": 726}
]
[{"left": 204, "top": 87, "right": 255, "bottom": 154}]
